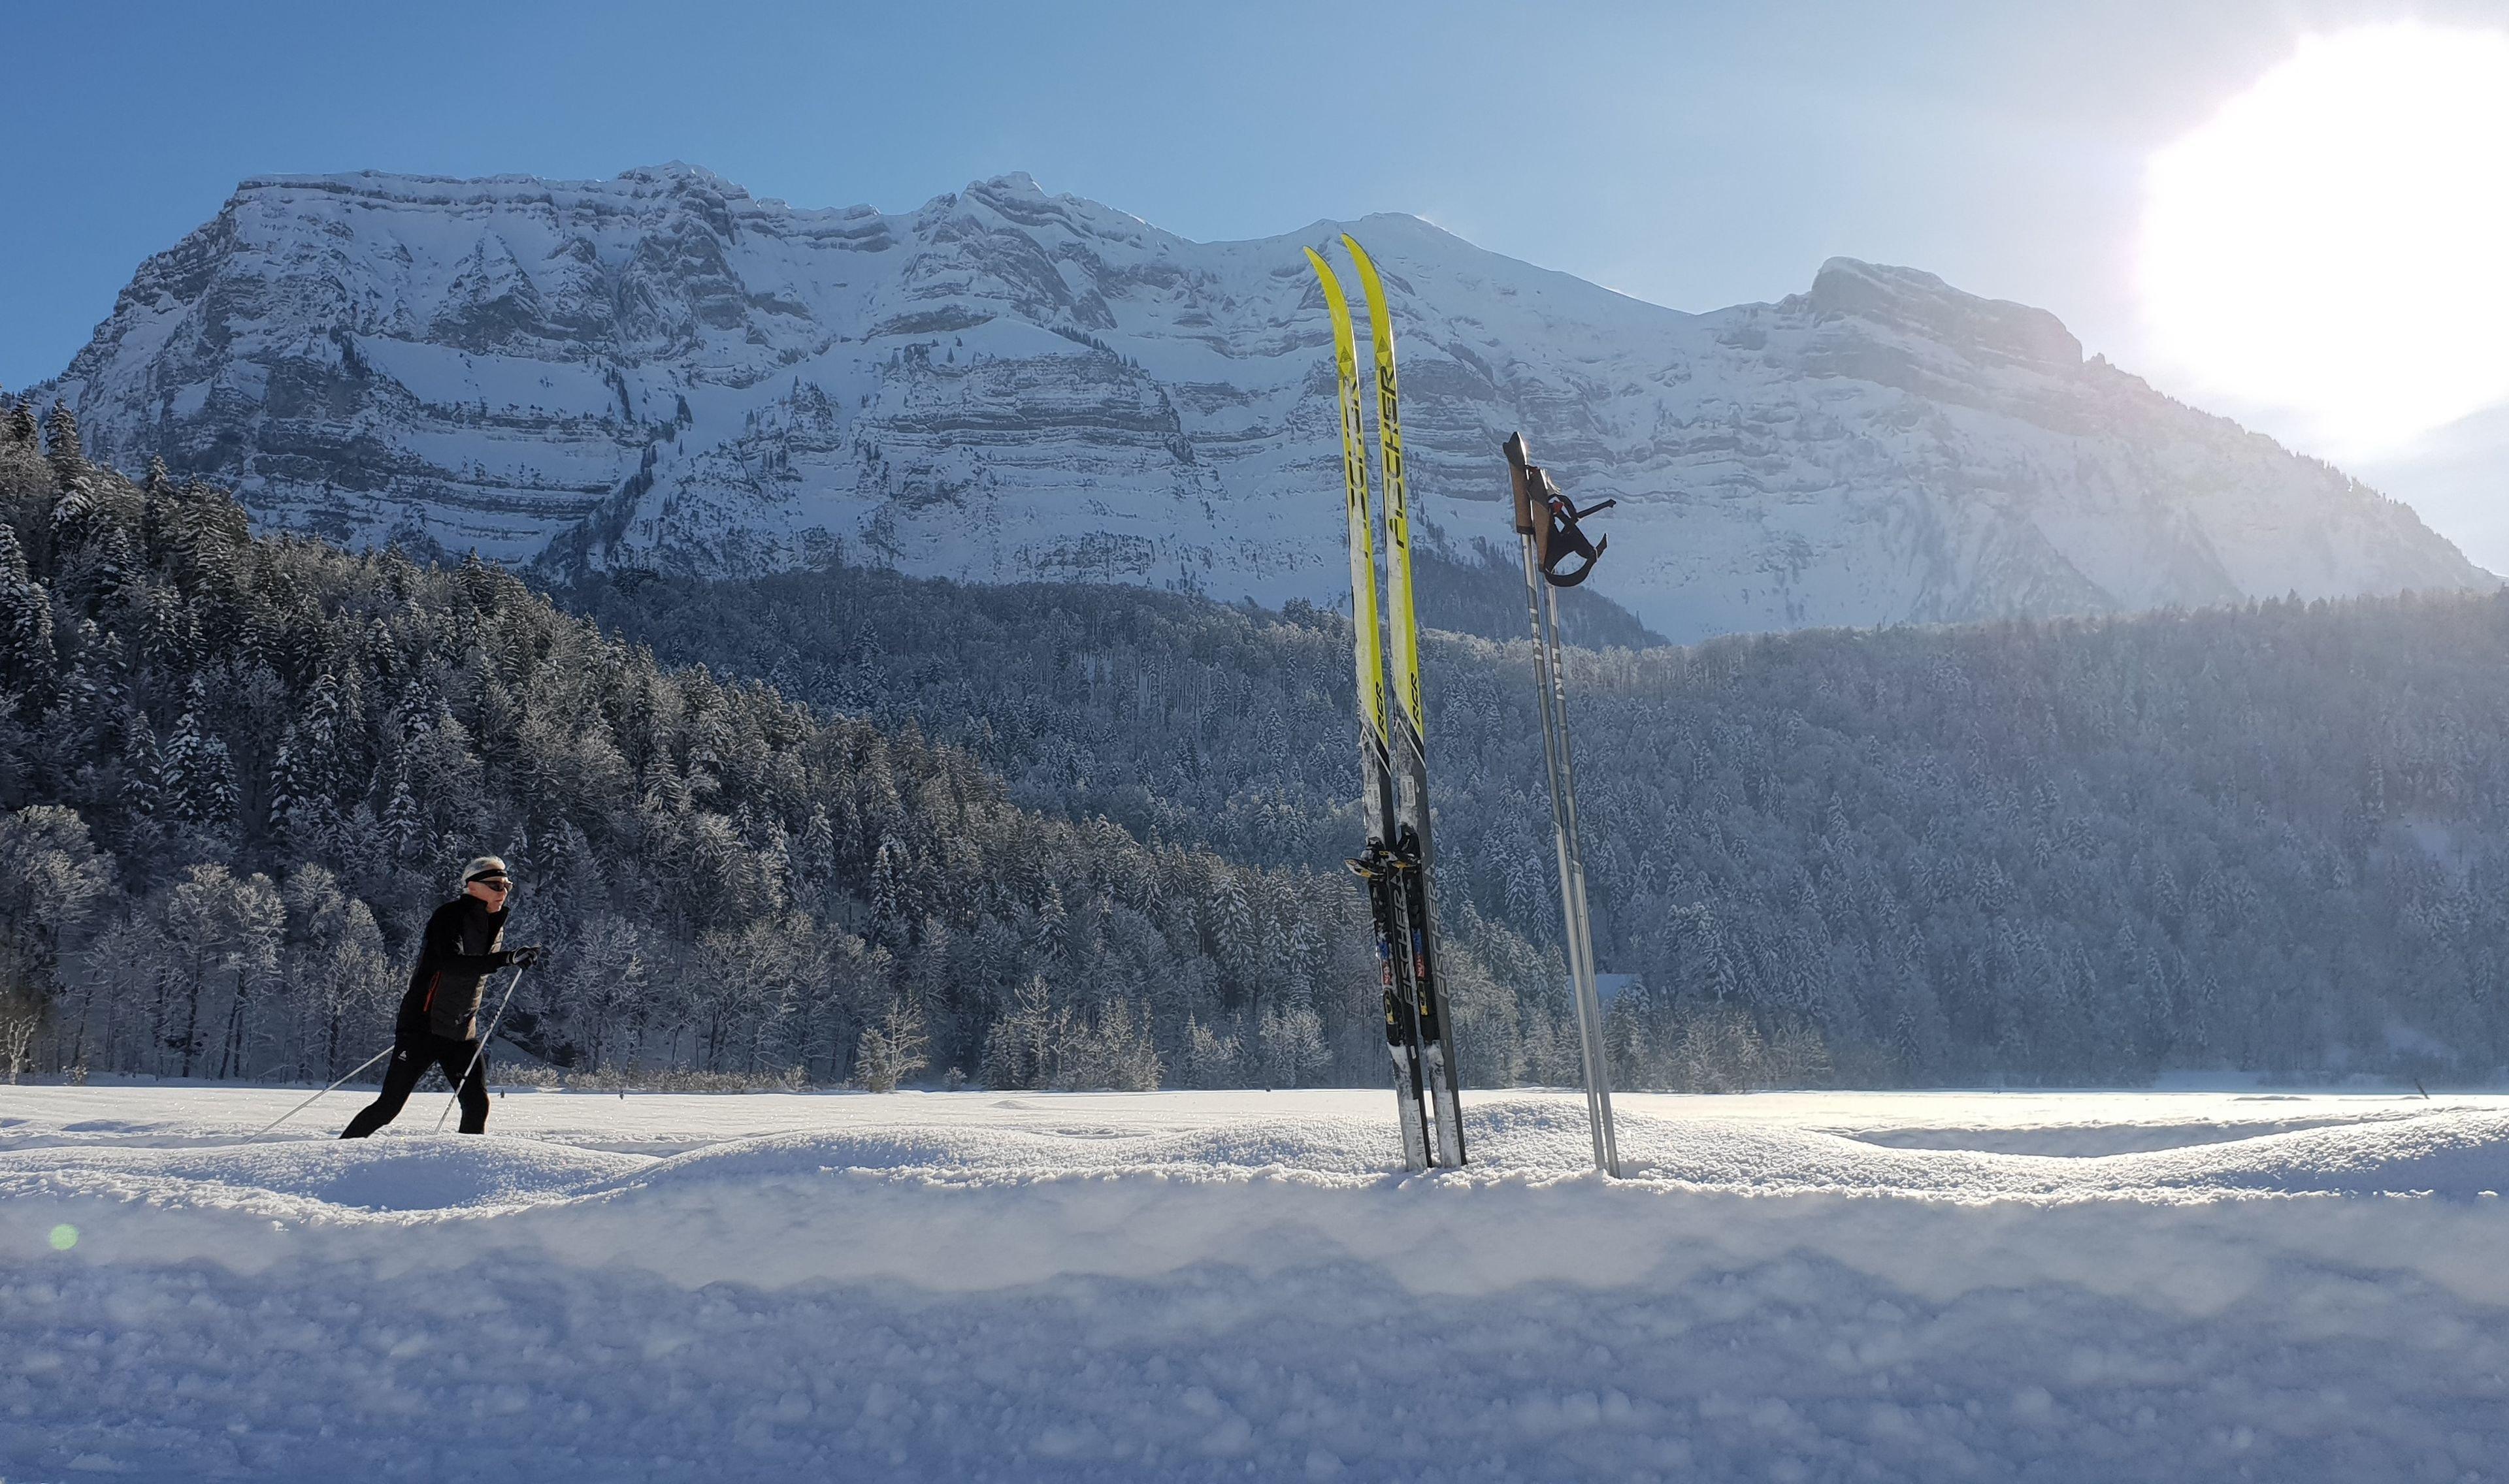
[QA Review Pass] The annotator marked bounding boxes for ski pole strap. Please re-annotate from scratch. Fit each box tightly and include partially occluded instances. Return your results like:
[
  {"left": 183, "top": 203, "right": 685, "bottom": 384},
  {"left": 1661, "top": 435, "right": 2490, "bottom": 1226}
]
[
  {"left": 244, "top": 1042, "right": 396, "bottom": 1142},
  {"left": 1538, "top": 493, "right": 1611, "bottom": 588}
]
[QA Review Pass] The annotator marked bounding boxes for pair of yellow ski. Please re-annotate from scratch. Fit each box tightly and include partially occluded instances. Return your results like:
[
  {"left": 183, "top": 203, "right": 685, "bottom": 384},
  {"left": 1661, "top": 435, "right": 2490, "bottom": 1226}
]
[{"left": 1307, "top": 236, "right": 1466, "bottom": 1170}]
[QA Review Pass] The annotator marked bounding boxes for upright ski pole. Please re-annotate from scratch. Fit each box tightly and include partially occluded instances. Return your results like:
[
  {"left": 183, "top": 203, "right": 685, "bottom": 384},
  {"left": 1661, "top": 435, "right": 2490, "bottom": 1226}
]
[
  {"left": 435, "top": 961, "right": 529, "bottom": 1133},
  {"left": 244, "top": 1043, "right": 397, "bottom": 1143},
  {"left": 1506, "top": 432, "right": 1620, "bottom": 1177}
]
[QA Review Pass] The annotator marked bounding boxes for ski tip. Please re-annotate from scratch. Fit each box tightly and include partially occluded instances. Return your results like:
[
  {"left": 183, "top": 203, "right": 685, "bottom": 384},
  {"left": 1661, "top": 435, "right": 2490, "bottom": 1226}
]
[{"left": 1341, "top": 233, "right": 1377, "bottom": 276}]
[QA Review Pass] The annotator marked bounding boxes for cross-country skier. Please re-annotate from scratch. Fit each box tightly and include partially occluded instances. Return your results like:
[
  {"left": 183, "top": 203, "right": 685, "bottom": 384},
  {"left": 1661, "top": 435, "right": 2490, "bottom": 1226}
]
[{"left": 340, "top": 856, "right": 542, "bottom": 1138}]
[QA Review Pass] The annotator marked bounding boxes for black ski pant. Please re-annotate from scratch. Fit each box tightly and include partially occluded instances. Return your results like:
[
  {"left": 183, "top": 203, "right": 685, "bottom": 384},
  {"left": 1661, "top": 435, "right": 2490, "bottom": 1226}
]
[{"left": 340, "top": 1030, "right": 489, "bottom": 1137}]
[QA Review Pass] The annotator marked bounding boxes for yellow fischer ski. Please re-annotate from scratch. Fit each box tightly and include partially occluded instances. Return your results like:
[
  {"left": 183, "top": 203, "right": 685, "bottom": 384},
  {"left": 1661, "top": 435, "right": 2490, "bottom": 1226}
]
[
  {"left": 1307, "top": 246, "right": 1435, "bottom": 1172},
  {"left": 1343, "top": 234, "right": 1467, "bottom": 1167},
  {"left": 1345, "top": 237, "right": 1426, "bottom": 767}
]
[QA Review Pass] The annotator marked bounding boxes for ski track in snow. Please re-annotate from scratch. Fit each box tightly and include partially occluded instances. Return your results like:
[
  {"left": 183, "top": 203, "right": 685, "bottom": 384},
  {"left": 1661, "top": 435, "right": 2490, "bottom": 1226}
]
[{"left": 1, "top": 1087, "right": 2504, "bottom": 1482}]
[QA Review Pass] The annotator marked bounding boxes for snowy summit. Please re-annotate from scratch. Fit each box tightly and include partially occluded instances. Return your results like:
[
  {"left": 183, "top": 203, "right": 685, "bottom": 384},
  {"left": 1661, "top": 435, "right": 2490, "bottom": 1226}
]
[{"left": 40, "top": 165, "right": 2491, "bottom": 642}]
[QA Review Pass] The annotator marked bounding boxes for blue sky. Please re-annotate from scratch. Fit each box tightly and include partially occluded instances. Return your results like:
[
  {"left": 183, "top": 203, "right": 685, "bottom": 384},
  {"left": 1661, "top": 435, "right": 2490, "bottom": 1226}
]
[{"left": 5, "top": 0, "right": 2498, "bottom": 422}]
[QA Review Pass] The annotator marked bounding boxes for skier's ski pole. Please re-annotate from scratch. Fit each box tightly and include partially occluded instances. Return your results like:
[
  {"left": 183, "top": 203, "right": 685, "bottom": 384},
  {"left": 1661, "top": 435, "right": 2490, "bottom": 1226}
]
[
  {"left": 1505, "top": 431, "right": 1620, "bottom": 1177},
  {"left": 244, "top": 1043, "right": 395, "bottom": 1142},
  {"left": 436, "top": 961, "right": 529, "bottom": 1133}
]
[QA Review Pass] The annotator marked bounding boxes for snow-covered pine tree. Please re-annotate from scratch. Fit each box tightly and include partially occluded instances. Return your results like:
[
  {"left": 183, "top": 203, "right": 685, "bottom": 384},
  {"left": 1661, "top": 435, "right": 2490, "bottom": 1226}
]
[
  {"left": 906, "top": 914, "right": 951, "bottom": 1007},
  {"left": 1060, "top": 999, "right": 1160, "bottom": 1091},
  {"left": 135, "top": 459, "right": 175, "bottom": 569},
  {"left": 48, "top": 477, "right": 99, "bottom": 561},
  {"left": 381, "top": 762, "right": 425, "bottom": 863},
  {"left": 136, "top": 589, "right": 196, "bottom": 677},
  {"left": 268, "top": 724, "right": 315, "bottom": 845},
  {"left": 795, "top": 804, "right": 837, "bottom": 909},
  {"left": 168, "top": 478, "right": 246, "bottom": 603},
  {"left": 1211, "top": 873, "right": 1254, "bottom": 983},
  {"left": 42, "top": 400, "right": 82, "bottom": 484},
  {"left": 1257, "top": 999, "right": 1330, "bottom": 1088},
  {"left": 161, "top": 685, "right": 238, "bottom": 828},
  {"left": 120, "top": 712, "right": 163, "bottom": 820},
  {"left": 0, "top": 524, "right": 53, "bottom": 698},
  {"left": 52, "top": 638, "right": 116, "bottom": 760},
  {"left": 1181, "top": 1013, "right": 1241, "bottom": 1089},
  {"left": 268, "top": 672, "right": 348, "bottom": 849},
  {"left": 868, "top": 833, "right": 910, "bottom": 946}
]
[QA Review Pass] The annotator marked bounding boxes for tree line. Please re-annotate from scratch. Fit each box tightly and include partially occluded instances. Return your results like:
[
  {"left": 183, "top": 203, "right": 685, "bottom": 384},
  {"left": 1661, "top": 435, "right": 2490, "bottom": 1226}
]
[
  {"left": 0, "top": 396, "right": 1596, "bottom": 1092},
  {"left": 566, "top": 549, "right": 2509, "bottom": 1086},
  {"left": 16, "top": 378, "right": 2506, "bottom": 1093}
]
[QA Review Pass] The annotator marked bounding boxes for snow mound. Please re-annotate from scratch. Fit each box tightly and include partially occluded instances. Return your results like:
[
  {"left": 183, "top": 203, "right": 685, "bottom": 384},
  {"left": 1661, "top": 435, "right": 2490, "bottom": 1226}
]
[
  {"left": 5, "top": 1088, "right": 2506, "bottom": 1481},
  {"left": 595, "top": 1110, "right": 1413, "bottom": 1187},
  {"left": 8, "top": 1097, "right": 2504, "bottom": 1229},
  {"left": 0, "top": 1135, "right": 648, "bottom": 1213},
  {"left": 1843, "top": 1116, "right": 2385, "bottom": 1155},
  {"left": 1609, "top": 1103, "right": 2509, "bottom": 1199},
  {"left": 593, "top": 1095, "right": 2509, "bottom": 1199}
]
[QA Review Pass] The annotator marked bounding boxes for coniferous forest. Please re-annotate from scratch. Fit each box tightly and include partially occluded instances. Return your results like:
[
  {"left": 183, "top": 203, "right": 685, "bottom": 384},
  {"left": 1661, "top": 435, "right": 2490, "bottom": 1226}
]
[
  {"left": 6, "top": 394, "right": 2508, "bottom": 1091},
  {"left": 0, "top": 401, "right": 1580, "bottom": 1094},
  {"left": 568, "top": 541, "right": 2509, "bottom": 1087}
]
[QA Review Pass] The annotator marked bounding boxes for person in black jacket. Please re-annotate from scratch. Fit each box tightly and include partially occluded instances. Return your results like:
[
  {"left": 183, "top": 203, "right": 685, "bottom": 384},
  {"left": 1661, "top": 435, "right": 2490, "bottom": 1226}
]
[{"left": 341, "top": 856, "right": 544, "bottom": 1137}]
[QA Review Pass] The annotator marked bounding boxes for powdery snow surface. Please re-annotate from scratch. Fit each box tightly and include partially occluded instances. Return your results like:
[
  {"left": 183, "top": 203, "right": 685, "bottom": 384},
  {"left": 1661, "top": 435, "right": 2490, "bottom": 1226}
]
[{"left": 1, "top": 1088, "right": 2505, "bottom": 1481}]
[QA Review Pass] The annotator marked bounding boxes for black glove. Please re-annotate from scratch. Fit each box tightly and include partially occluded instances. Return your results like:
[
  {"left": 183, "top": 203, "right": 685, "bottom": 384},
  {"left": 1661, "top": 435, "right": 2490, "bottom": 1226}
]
[{"left": 501, "top": 945, "right": 545, "bottom": 969}]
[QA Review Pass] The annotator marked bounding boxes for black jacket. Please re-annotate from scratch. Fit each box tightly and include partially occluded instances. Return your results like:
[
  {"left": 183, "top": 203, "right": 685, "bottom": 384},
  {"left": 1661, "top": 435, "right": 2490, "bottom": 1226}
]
[{"left": 396, "top": 895, "right": 511, "bottom": 1040}]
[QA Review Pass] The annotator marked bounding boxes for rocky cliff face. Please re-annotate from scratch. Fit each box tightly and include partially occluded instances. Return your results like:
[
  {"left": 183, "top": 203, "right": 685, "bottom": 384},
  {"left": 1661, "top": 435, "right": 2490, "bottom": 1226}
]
[{"left": 40, "top": 163, "right": 2491, "bottom": 639}]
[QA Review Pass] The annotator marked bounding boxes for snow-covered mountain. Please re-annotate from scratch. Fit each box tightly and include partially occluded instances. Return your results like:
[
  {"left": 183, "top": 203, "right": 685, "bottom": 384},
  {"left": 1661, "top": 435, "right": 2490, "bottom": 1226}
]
[
  {"left": 40, "top": 163, "right": 2491, "bottom": 639},
  {"left": 2357, "top": 402, "right": 2509, "bottom": 578}
]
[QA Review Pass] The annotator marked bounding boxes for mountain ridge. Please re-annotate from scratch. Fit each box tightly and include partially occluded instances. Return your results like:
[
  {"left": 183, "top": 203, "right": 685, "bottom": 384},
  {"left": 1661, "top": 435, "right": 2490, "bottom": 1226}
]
[{"left": 35, "top": 163, "right": 2492, "bottom": 640}]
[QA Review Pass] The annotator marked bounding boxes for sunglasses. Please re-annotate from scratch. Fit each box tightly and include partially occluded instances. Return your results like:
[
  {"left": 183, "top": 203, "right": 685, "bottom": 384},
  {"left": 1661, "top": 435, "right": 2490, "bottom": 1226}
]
[{"left": 473, "top": 878, "right": 513, "bottom": 891}]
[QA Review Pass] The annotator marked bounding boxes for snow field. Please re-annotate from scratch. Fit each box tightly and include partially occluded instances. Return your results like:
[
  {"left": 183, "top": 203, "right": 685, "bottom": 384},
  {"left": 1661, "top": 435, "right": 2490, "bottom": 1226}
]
[{"left": 2, "top": 1088, "right": 2506, "bottom": 1481}]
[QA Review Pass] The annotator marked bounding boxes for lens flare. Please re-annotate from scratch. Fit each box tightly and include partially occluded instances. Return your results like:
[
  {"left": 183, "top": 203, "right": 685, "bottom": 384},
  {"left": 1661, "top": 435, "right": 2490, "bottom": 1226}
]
[
  {"left": 2140, "top": 25, "right": 2509, "bottom": 453},
  {"left": 48, "top": 1223, "right": 78, "bottom": 1251}
]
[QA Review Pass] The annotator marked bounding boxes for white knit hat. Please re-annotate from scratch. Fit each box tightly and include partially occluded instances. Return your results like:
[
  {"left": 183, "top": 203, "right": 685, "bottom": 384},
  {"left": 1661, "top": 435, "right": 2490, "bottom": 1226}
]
[{"left": 462, "top": 855, "right": 512, "bottom": 884}]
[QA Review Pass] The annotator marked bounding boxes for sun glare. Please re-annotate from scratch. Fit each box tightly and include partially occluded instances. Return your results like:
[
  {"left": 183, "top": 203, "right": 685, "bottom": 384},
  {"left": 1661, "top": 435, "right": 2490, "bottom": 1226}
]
[{"left": 2140, "top": 25, "right": 2509, "bottom": 453}]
